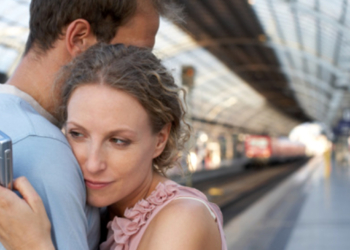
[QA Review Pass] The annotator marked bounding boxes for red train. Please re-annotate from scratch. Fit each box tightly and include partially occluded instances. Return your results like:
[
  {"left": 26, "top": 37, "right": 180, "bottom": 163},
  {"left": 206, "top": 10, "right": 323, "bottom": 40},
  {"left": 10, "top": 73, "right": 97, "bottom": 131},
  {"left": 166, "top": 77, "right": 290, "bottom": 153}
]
[{"left": 245, "top": 135, "right": 306, "bottom": 164}]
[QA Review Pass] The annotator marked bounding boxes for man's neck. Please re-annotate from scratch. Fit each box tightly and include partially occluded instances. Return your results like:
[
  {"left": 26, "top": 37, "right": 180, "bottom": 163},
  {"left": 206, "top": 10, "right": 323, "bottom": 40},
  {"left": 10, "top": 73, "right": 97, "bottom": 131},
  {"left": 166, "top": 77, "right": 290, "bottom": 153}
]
[{"left": 7, "top": 49, "right": 67, "bottom": 117}]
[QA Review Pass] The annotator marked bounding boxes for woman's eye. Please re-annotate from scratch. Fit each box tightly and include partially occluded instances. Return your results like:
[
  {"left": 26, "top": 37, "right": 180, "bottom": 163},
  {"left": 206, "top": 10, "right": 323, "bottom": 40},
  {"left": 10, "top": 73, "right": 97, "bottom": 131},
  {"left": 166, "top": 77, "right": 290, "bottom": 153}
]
[
  {"left": 111, "top": 138, "right": 128, "bottom": 145},
  {"left": 69, "top": 131, "right": 84, "bottom": 138}
]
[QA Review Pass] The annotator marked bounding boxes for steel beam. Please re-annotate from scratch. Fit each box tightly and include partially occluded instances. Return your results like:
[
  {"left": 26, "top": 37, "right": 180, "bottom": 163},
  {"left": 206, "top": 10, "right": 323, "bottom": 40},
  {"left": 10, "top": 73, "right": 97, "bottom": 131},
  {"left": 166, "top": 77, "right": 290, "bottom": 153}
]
[
  {"left": 315, "top": 0, "right": 322, "bottom": 80},
  {"left": 292, "top": 0, "right": 309, "bottom": 74},
  {"left": 194, "top": 38, "right": 348, "bottom": 81},
  {"left": 290, "top": 2, "right": 350, "bottom": 36},
  {"left": 320, "top": 0, "right": 348, "bottom": 127},
  {"left": 266, "top": 41, "right": 347, "bottom": 80},
  {"left": 232, "top": 64, "right": 332, "bottom": 93},
  {"left": 325, "top": 90, "right": 344, "bottom": 126}
]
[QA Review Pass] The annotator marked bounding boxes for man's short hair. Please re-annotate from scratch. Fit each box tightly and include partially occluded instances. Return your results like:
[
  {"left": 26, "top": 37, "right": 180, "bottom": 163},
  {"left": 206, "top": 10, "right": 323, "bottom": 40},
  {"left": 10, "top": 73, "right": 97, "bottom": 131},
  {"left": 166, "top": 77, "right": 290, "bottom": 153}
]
[{"left": 25, "top": 0, "right": 182, "bottom": 55}]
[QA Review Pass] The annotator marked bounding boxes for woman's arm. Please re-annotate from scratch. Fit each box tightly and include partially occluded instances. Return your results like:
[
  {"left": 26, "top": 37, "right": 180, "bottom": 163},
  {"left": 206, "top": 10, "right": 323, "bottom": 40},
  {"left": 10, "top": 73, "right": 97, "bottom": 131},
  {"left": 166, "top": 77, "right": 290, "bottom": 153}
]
[{"left": 0, "top": 177, "right": 55, "bottom": 250}]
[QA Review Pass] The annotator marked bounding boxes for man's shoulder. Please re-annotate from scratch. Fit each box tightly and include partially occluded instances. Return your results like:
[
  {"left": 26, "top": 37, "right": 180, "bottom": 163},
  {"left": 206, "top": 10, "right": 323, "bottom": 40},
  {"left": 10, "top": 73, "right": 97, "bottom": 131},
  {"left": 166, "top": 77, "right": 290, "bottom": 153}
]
[
  {"left": 0, "top": 94, "right": 101, "bottom": 250},
  {"left": 0, "top": 93, "right": 67, "bottom": 146}
]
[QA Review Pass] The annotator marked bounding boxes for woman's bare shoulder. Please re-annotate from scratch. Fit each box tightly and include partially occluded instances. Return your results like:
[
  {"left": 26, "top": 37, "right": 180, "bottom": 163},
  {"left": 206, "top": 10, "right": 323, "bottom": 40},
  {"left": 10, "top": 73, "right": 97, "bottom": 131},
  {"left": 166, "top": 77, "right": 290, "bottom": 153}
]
[{"left": 138, "top": 198, "right": 222, "bottom": 250}]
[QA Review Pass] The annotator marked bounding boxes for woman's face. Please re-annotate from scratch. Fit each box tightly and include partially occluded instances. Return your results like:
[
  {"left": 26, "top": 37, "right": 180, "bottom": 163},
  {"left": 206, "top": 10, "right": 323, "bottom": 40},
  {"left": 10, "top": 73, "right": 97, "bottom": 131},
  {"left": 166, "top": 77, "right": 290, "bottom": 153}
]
[{"left": 65, "top": 84, "right": 164, "bottom": 208}]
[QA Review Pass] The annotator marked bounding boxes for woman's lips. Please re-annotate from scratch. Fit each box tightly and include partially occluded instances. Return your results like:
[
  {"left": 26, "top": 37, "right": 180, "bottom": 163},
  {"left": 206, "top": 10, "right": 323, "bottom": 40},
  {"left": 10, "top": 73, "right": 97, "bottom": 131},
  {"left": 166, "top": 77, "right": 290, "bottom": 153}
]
[{"left": 85, "top": 180, "right": 113, "bottom": 190}]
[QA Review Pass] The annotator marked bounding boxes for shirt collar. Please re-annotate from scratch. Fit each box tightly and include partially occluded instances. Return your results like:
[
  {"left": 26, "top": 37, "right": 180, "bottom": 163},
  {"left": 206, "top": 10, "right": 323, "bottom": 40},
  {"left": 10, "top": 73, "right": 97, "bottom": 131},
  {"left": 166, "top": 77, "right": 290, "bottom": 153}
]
[{"left": 0, "top": 84, "right": 59, "bottom": 126}]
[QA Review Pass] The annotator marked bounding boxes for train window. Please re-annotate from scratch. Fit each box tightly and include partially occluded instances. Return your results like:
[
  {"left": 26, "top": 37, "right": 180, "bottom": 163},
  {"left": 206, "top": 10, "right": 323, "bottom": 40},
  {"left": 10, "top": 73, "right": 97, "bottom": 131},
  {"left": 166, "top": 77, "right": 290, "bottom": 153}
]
[{"left": 249, "top": 138, "right": 268, "bottom": 147}]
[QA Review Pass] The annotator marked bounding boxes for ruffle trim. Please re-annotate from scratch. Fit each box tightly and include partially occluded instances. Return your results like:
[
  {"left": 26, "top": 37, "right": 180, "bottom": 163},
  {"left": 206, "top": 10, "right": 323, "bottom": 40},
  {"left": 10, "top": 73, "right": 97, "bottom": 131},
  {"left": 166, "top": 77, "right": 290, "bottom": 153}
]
[{"left": 99, "top": 181, "right": 179, "bottom": 250}]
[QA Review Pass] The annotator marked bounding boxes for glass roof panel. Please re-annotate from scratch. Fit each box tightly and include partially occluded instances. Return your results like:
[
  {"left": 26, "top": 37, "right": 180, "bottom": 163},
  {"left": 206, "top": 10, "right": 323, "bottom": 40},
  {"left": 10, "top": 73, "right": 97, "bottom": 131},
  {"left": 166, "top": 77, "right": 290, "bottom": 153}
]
[
  {"left": 320, "top": 22, "right": 338, "bottom": 62},
  {"left": 299, "top": 15, "right": 317, "bottom": 55},
  {"left": 0, "top": 0, "right": 30, "bottom": 73},
  {"left": 345, "top": 5, "right": 350, "bottom": 26},
  {"left": 252, "top": 0, "right": 350, "bottom": 126},
  {"left": 0, "top": 46, "right": 18, "bottom": 72},
  {"left": 306, "top": 58, "right": 318, "bottom": 76},
  {"left": 297, "top": 0, "right": 315, "bottom": 9},
  {"left": 319, "top": 0, "right": 343, "bottom": 20}
]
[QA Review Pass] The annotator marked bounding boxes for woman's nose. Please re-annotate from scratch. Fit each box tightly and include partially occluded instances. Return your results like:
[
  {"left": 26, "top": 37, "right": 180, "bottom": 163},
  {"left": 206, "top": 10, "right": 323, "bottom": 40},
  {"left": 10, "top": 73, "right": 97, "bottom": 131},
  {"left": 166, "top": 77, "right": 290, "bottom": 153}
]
[{"left": 85, "top": 146, "right": 107, "bottom": 174}]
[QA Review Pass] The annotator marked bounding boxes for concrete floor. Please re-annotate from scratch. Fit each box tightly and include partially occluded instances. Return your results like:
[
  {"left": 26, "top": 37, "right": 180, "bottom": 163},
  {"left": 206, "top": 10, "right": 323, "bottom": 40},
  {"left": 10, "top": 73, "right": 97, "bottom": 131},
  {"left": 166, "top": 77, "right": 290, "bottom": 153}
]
[{"left": 224, "top": 156, "right": 350, "bottom": 250}]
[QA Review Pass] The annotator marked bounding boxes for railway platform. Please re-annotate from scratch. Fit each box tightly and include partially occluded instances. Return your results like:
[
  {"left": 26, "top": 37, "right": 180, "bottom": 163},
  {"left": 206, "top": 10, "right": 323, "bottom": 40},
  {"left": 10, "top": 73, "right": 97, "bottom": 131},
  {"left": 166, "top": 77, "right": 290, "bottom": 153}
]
[{"left": 224, "top": 155, "right": 350, "bottom": 250}]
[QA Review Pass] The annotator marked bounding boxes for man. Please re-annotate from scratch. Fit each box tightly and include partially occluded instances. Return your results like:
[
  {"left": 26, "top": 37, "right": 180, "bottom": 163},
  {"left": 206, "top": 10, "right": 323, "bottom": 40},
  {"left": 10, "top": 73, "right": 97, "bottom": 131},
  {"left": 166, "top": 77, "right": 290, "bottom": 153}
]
[{"left": 0, "top": 0, "right": 179, "bottom": 249}]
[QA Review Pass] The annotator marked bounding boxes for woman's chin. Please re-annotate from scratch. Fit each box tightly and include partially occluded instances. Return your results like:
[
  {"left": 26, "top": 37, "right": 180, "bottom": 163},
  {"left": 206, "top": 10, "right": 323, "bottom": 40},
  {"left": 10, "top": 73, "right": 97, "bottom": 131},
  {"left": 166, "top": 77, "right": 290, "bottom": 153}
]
[{"left": 87, "top": 196, "right": 111, "bottom": 208}]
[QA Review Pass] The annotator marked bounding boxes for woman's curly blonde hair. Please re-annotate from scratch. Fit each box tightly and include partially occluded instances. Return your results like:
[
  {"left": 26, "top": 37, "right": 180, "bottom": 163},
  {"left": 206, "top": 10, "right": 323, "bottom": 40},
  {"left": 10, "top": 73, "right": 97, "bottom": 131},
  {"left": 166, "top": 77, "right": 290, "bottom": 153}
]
[{"left": 55, "top": 43, "right": 190, "bottom": 175}]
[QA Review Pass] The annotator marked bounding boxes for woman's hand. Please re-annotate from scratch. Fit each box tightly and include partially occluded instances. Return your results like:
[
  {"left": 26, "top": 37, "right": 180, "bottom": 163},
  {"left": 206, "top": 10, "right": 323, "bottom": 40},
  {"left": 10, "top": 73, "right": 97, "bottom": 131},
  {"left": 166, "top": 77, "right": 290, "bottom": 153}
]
[{"left": 0, "top": 177, "right": 55, "bottom": 250}]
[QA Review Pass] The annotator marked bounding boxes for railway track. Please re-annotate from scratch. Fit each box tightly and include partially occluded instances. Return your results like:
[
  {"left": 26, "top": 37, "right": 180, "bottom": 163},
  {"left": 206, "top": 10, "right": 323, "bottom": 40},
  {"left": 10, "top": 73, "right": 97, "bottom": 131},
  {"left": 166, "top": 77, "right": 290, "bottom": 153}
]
[{"left": 193, "top": 158, "right": 310, "bottom": 225}]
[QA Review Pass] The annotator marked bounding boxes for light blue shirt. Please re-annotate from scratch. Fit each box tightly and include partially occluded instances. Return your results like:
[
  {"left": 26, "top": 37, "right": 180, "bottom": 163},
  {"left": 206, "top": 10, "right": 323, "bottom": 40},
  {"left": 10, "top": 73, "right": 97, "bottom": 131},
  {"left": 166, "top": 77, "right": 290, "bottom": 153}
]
[{"left": 0, "top": 85, "right": 100, "bottom": 250}]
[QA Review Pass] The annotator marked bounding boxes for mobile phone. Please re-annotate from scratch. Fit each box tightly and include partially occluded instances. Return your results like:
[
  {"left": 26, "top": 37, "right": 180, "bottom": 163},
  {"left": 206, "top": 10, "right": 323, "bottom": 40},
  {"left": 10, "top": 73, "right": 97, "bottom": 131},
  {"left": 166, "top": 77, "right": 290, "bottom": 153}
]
[{"left": 0, "top": 130, "right": 13, "bottom": 189}]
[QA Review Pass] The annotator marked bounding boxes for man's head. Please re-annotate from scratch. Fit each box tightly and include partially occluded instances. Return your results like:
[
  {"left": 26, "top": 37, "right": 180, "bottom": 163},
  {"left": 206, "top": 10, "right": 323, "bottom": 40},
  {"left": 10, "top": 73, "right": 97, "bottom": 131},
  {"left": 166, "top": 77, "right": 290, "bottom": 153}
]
[
  {"left": 25, "top": 0, "right": 181, "bottom": 55},
  {"left": 14, "top": 0, "right": 181, "bottom": 121}
]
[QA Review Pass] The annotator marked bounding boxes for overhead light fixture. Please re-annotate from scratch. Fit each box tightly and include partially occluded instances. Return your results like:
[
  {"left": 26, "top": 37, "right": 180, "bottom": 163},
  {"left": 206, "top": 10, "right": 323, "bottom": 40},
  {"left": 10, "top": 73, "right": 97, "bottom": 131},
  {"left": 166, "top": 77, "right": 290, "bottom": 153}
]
[
  {"left": 258, "top": 34, "right": 267, "bottom": 42},
  {"left": 199, "top": 133, "right": 208, "bottom": 143}
]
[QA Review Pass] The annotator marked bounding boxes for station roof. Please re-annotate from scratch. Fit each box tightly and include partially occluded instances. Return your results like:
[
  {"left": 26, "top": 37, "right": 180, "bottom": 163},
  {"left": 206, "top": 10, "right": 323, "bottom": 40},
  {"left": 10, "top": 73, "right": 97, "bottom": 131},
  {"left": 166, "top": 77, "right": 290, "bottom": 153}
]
[
  {"left": 155, "top": 19, "right": 299, "bottom": 135},
  {"left": 4, "top": 0, "right": 343, "bottom": 135},
  {"left": 176, "top": 0, "right": 350, "bottom": 129}
]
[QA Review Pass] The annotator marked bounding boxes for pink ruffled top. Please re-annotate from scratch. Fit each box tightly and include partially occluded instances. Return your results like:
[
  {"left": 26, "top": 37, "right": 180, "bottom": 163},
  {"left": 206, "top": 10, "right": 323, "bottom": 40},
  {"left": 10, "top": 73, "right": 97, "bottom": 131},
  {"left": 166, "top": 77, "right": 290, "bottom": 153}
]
[{"left": 100, "top": 180, "right": 227, "bottom": 250}]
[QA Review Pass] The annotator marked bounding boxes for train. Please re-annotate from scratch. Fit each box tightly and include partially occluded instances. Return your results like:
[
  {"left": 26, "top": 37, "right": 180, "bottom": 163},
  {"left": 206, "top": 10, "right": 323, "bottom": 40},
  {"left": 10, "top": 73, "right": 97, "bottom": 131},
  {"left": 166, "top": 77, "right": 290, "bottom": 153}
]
[
  {"left": 245, "top": 135, "right": 306, "bottom": 164},
  {"left": 168, "top": 118, "right": 309, "bottom": 175},
  {"left": 183, "top": 122, "right": 307, "bottom": 173}
]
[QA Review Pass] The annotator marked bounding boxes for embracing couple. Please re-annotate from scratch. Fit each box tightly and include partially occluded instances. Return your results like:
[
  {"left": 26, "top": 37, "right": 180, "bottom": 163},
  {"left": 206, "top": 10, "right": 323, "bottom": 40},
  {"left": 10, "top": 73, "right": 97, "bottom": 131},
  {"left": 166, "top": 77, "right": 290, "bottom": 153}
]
[{"left": 0, "top": 0, "right": 227, "bottom": 249}]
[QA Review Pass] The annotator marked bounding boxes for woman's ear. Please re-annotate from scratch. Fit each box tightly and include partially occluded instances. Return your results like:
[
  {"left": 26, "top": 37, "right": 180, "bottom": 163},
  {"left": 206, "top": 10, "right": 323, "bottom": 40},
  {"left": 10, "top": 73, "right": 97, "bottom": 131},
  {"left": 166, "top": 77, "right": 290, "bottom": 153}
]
[
  {"left": 153, "top": 123, "right": 172, "bottom": 159},
  {"left": 65, "top": 19, "right": 97, "bottom": 57}
]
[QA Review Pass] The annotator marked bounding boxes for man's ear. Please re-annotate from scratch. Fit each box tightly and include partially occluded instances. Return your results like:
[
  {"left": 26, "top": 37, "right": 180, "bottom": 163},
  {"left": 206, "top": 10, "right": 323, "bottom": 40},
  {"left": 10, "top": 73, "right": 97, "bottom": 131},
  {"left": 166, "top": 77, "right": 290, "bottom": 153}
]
[
  {"left": 153, "top": 123, "right": 172, "bottom": 159},
  {"left": 65, "top": 19, "right": 97, "bottom": 57}
]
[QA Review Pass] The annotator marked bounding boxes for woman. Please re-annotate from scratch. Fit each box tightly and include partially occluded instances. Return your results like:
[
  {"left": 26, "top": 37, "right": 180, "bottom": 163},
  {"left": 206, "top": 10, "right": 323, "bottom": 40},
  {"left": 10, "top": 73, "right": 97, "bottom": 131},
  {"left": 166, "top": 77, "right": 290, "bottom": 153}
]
[{"left": 0, "top": 44, "right": 226, "bottom": 250}]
